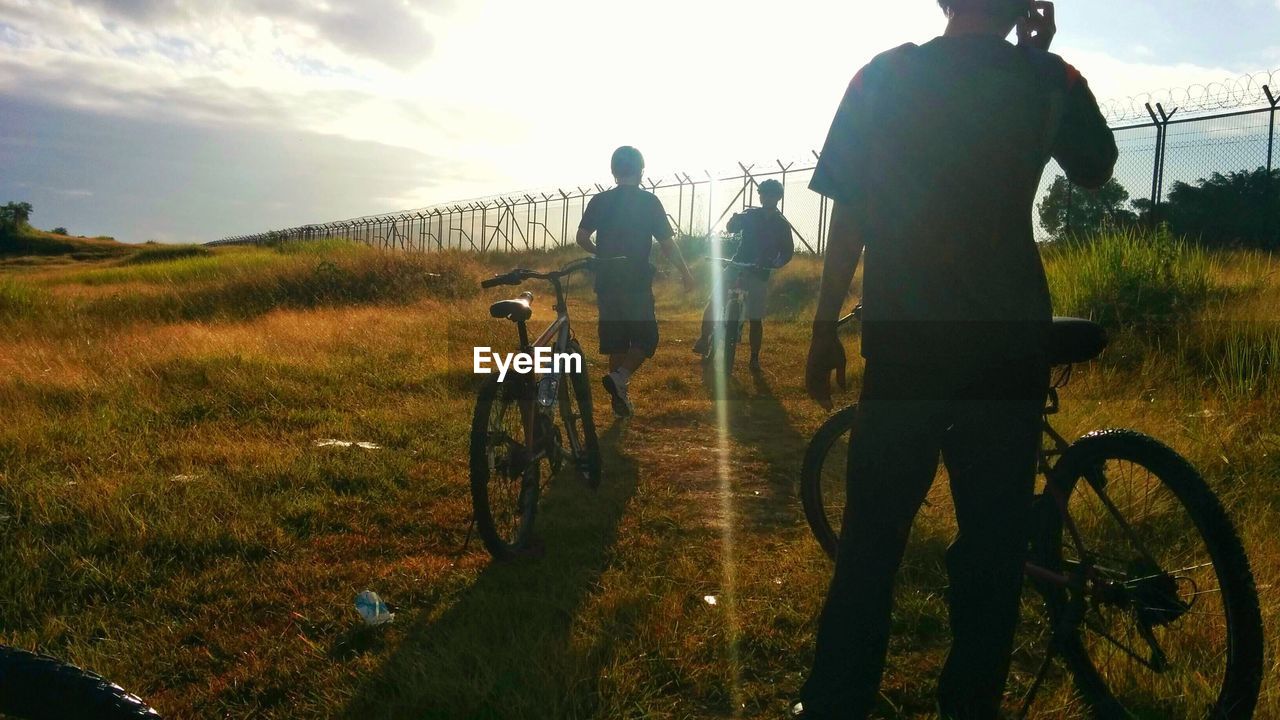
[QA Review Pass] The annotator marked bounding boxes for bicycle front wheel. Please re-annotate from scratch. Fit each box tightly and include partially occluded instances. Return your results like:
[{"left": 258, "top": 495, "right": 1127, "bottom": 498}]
[
  {"left": 799, "top": 404, "right": 859, "bottom": 560},
  {"left": 469, "top": 374, "right": 541, "bottom": 560},
  {"left": 559, "top": 339, "right": 601, "bottom": 488},
  {"left": 0, "top": 646, "right": 161, "bottom": 719},
  {"left": 1043, "top": 430, "right": 1263, "bottom": 719}
]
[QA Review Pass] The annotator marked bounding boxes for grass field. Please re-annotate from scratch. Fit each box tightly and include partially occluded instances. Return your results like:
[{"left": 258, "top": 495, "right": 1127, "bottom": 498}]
[{"left": 0, "top": 229, "right": 1275, "bottom": 719}]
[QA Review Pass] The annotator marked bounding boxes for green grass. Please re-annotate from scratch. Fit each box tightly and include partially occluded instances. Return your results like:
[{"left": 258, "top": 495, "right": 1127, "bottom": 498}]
[
  {"left": 1044, "top": 228, "right": 1212, "bottom": 325},
  {"left": 0, "top": 276, "right": 42, "bottom": 318},
  {"left": 119, "top": 244, "right": 214, "bottom": 265},
  {"left": 0, "top": 237, "right": 1276, "bottom": 719}
]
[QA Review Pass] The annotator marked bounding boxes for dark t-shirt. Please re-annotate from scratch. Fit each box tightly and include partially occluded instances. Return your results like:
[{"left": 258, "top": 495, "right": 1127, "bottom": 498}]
[
  {"left": 579, "top": 186, "right": 674, "bottom": 291},
  {"left": 811, "top": 36, "right": 1117, "bottom": 364},
  {"left": 728, "top": 207, "right": 794, "bottom": 272}
]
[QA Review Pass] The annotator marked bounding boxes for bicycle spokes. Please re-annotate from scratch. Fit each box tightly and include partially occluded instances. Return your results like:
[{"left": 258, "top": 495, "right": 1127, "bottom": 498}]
[{"left": 1061, "top": 457, "right": 1230, "bottom": 715}]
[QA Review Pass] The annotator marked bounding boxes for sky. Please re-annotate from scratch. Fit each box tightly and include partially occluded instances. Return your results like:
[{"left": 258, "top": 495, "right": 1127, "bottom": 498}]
[{"left": 1, "top": 0, "right": 1279, "bottom": 243}]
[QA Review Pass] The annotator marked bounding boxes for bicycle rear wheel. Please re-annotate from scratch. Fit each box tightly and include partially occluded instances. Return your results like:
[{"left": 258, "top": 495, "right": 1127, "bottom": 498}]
[
  {"left": 0, "top": 646, "right": 160, "bottom": 719},
  {"left": 1039, "top": 430, "right": 1263, "bottom": 719},
  {"left": 799, "top": 404, "right": 858, "bottom": 560},
  {"left": 708, "top": 298, "right": 742, "bottom": 378},
  {"left": 470, "top": 374, "right": 542, "bottom": 560},
  {"left": 559, "top": 339, "right": 601, "bottom": 488}
]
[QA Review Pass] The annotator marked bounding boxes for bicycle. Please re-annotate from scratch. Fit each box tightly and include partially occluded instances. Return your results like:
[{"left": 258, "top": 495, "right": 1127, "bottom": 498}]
[
  {"left": 799, "top": 310, "right": 1264, "bottom": 718},
  {"left": 700, "top": 258, "right": 768, "bottom": 376},
  {"left": 469, "top": 256, "right": 607, "bottom": 561},
  {"left": 0, "top": 646, "right": 161, "bottom": 719}
]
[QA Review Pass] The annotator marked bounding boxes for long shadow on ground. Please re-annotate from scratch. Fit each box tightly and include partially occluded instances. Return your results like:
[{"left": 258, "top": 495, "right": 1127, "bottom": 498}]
[
  {"left": 339, "top": 422, "right": 639, "bottom": 720},
  {"left": 701, "top": 364, "right": 810, "bottom": 531}
]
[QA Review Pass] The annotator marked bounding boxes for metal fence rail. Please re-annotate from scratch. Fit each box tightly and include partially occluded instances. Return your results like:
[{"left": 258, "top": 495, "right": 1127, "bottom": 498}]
[{"left": 208, "top": 70, "right": 1279, "bottom": 252}]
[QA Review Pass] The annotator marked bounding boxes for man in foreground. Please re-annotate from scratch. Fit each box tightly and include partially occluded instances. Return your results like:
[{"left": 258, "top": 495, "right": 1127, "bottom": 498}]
[
  {"left": 796, "top": 1, "right": 1117, "bottom": 718},
  {"left": 692, "top": 178, "right": 795, "bottom": 370},
  {"left": 577, "top": 146, "right": 696, "bottom": 418}
]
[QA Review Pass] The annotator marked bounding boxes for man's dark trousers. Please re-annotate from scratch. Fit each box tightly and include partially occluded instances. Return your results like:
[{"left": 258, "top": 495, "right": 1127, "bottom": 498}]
[{"left": 801, "top": 357, "right": 1050, "bottom": 720}]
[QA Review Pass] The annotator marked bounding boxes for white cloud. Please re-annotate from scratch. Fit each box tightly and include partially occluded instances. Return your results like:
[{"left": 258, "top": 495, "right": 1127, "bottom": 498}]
[{"left": 0, "top": 0, "right": 1276, "bottom": 240}]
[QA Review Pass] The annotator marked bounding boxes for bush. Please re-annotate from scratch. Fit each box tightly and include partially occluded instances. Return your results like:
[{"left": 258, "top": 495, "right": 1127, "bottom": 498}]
[{"left": 1044, "top": 227, "right": 1212, "bottom": 326}]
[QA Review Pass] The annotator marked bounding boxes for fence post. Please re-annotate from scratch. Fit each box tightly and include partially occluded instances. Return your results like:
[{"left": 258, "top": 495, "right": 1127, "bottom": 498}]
[
  {"left": 1265, "top": 86, "right": 1277, "bottom": 243},
  {"left": 776, "top": 160, "right": 793, "bottom": 214},
  {"left": 703, "top": 171, "right": 714, "bottom": 235},
  {"left": 1265, "top": 85, "right": 1277, "bottom": 174},
  {"left": 737, "top": 163, "right": 756, "bottom": 211},
  {"left": 1145, "top": 102, "right": 1177, "bottom": 226}
]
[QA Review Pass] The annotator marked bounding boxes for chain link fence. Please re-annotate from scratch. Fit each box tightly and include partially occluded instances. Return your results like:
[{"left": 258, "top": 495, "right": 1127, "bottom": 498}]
[{"left": 209, "top": 70, "right": 1279, "bottom": 252}]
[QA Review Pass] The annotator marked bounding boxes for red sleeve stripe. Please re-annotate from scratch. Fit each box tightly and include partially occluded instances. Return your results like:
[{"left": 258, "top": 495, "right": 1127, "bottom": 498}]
[
  {"left": 849, "top": 66, "right": 868, "bottom": 93},
  {"left": 1064, "top": 62, "right": 1082, "bottom": 89}
]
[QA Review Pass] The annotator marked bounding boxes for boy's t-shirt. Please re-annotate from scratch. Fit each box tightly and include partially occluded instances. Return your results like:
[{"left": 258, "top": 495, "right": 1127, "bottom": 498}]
[
  {"left": 729, "top": 207, "right": 794, "bottom": 272},
  {"left": 579, "top": 186, "right": 673, "bottom": 291},
  {"left": 811, "top": 36, "right": 1117, "bottom": 364}
]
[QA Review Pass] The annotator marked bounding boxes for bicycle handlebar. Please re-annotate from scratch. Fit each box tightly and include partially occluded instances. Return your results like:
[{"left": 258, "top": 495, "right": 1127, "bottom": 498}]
[
  {"left": 479, "top": 256, "right": 630, "bottom": 289},
  {"left": 713, "top": 257, "right": 769, "bottom": 271},
  {"left": 837, "top": 304, "right": 863, "bottom": 327}
]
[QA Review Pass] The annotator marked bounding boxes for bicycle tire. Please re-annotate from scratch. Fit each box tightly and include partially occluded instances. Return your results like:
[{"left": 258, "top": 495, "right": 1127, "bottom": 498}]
[
  {"left": 560, "top": 339, "right": 601, "bottom": 488},
  {"left": 0, "top": 646, "right": 160, "bottom": 720},
  {"left": 716, "top": 298, "right": 742, "bottom": 378},
  {"left": 470, "top": 374, "right": 541, "bottom": 561},
  {"left": 800, "top": 404, "right": 859, "bottom": 561},
  {"left": 1044, "top": 430, "right": 1264, "bottom": 719}
]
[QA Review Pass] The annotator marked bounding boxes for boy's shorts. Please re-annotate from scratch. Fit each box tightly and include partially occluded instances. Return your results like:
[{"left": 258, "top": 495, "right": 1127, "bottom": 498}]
[{"left": 597, "top": 286, "right": 659, "bottom": 358}]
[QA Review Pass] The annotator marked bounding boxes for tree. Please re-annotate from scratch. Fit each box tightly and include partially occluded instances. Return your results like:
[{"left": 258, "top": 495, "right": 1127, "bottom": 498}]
[
  {"left": 1159, "top": 168, "right": 1279, "bottom": 250},
  {"left": 52, "top": 227, "right": 69, "bottom": 235},
  {"left": 1038, "top": 176, "right": 1137, "bottom": 240},
  {"left": 0, "top": 201, "right": 33, "bottom": 228}
]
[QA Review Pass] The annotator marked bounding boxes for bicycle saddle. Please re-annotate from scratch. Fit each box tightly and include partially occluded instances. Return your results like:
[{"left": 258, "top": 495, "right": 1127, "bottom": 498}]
[
  {"left": 490, "top": 293, "right": 533, "bottom": 322},
  {"left": 1049, "top": 317, "right": 1108, "bottom": 365}
]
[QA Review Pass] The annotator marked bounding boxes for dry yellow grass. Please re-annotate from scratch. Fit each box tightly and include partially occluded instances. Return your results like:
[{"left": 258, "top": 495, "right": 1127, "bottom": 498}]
[{"left": 0, "top": 238, "right": 1275, "bottom": 718}]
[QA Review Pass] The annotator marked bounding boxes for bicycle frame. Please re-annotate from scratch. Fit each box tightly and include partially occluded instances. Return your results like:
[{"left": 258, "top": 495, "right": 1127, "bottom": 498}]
[
  {"left": 517, "top": 277, "right": 573, "bottom": 371},
  {"left": 1023, "top": 388, "right": 1085, "bottom": 589},
  {"left": 711, "top": 260, "right": 763, "bottom": 346}
]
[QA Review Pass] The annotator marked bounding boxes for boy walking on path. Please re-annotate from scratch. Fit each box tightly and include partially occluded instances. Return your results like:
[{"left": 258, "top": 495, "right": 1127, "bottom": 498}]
[
  {"left": 796, "top": 1, "right": 1116, "bottom": 718},
  {"left": 693, "top": 178, "right": 795, "bottom": 370},
  {"left": 577, "top": 146, "right": 696, "bottom": 418}
]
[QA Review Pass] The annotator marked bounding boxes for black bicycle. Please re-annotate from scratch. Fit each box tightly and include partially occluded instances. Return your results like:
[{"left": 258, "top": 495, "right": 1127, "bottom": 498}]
[
  {"left": 800, "top": 310, "right": 1264, "bottom": 718},
  {"left": 469, "top": 256, "right": 606, "bottom": 561},
  {"left": 0, "top": 646, "right": 160, "bottom": 719},
  {"left": 701, "top": 258, "right": 768, "bottom": 376}
]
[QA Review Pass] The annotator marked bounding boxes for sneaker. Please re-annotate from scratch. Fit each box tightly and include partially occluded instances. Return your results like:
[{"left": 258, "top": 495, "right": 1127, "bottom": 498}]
[
  {"left": 602, "top": 371, "right": 634, "bottom": 418},
  {"left": 692, "top": 336, "right": 709, "bottom": 356}
]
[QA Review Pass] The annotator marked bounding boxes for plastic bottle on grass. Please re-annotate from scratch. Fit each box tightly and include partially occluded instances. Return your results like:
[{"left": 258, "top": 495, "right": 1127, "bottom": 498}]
[{"left": 354, "top": 590, "right": 395, "bottom": 626}]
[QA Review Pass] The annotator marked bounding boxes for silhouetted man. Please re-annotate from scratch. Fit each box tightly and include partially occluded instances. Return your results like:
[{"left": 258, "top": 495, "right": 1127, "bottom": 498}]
[
  {"left": 795, "top": 2, "right": 1116, "bottom": 718},
  {"left": 693, "top": 178, "right": 795, "bottom": 369},
  {"left": 577, "top": 146, "right": 695, "bottom": 418}
]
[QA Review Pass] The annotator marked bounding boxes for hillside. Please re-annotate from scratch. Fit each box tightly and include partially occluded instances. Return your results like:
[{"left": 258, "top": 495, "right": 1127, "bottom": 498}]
[
  {"left": 0, "top": 235, "right": 1275, "bottom": 719},
  {"left": 0, "top": 224, "right": 134, "bottom": 262}
]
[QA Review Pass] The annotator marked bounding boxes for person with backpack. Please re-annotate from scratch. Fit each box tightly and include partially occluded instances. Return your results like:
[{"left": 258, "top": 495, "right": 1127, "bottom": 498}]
[
  {"left": 793, "top": 1, "right": 1116, "bottom": 718},
  {"left": 692, "top": 178, "right": 795, "bottom": 370},
  {"left": 577, "top": 145, "right": 696, "bottom": 418}
]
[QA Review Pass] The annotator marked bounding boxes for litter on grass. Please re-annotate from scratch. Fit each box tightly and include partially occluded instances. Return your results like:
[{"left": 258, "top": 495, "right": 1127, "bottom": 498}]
[
  {"left": 354, "top": 590, "right": 395, "bottom": 626},
  {"left": 316, "top": 439, "right": 382, "bottom": 450}
]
